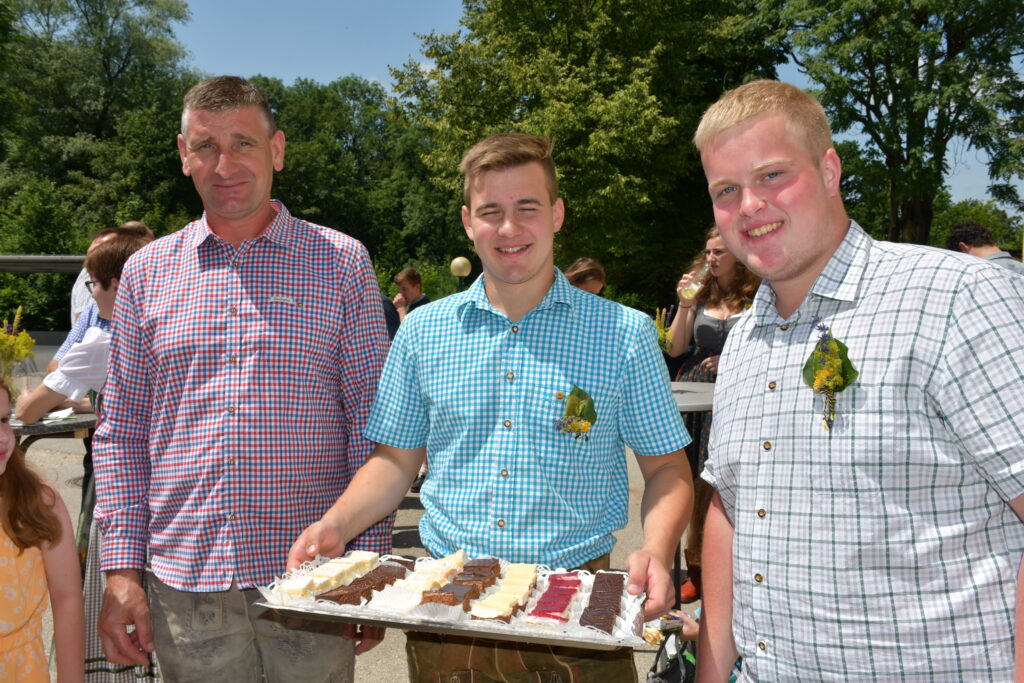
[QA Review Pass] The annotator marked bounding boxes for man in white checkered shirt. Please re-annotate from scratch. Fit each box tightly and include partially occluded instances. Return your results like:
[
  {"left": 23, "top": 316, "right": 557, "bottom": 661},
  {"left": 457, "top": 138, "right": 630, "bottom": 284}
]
[{"left": 694, "top": 80, "right": 1024, "bottom": 681}]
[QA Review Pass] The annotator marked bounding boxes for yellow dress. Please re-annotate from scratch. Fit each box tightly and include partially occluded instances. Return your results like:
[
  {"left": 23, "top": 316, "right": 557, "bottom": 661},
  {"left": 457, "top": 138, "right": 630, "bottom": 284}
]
[{"left": 0, "top": 528, "right": 50, "bottom": 682}]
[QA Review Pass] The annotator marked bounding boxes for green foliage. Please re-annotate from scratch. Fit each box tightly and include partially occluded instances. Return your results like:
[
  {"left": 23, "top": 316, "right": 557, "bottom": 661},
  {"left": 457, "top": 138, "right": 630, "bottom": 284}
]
[
  {"left": 376, "top": 259, "right": 467, "bottom": 301},
  {"left": 393, "top": 0, "right": 784, "bottom": 307},
  {"left": 755, "top": 0, "right": 1024, "bottom": 244},
  {"left": 931, "top": 198, "right": 1023, "bottom": 250}
]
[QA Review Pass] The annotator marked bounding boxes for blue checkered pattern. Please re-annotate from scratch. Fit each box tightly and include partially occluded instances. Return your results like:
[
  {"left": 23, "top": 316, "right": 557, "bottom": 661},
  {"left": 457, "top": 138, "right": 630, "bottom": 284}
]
[
  {"left": 705, "top": 222, "right": 1024, "bottom": 680},
  {"left": 367, "top": 269, "right": 691, "bottom": 568},
  {"left": 93, "top": 202, "right": 391, "bottom": 591},
  {"left": 55, "top": 302, "right": 110, "bottom": 362}
]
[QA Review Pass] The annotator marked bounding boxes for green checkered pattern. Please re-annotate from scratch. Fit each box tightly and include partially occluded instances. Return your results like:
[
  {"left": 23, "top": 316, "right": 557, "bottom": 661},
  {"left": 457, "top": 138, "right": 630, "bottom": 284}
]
[{"left": 705, "top": 222, "right": 1024, "bottom": 680}]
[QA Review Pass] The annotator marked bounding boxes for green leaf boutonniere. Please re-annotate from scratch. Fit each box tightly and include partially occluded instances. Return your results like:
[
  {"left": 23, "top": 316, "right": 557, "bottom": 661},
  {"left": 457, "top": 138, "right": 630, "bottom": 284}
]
[
  {"left": 555, "top": 385, "right": 597, "bottom": 441},
  {"left": 802, "top": 317, "right": 859, "bottom": 430}
]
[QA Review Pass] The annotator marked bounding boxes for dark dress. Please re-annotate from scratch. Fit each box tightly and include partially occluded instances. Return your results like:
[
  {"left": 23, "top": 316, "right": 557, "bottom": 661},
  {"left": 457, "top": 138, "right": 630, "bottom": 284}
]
[{"left": 675, "top": 307, "right": 741, "bottom": 474}]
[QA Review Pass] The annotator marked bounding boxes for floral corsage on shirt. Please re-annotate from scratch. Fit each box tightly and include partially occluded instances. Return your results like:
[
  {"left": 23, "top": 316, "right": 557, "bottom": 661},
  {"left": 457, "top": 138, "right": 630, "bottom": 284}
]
[
  {"left": 555, "top": 385, "right": 597, "bottom": 441},
  {"left": 802, "top": 317, "right": 858, "bottom": 431}
]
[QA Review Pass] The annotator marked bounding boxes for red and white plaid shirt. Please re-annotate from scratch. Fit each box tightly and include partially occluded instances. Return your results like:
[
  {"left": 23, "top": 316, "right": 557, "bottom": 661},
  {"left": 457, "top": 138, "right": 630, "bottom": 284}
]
[{"left": 94, "top": 202, "right": 391, "bottom": 591}]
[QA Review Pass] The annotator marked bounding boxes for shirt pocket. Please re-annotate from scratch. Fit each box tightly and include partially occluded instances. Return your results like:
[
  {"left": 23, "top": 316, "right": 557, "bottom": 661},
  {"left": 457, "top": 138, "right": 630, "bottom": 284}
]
[
  {"left": 255, "top": 286, "right": 339, "bottom": 365},
  {"left": 520, "top": 377, "right": 611, "bottom": 522}
]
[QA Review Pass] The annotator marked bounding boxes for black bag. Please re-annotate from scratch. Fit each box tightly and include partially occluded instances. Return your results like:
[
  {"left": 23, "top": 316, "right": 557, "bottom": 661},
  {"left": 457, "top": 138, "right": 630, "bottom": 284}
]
[{"left": 647, "top": 633, "right": 696, "bottom": 683}]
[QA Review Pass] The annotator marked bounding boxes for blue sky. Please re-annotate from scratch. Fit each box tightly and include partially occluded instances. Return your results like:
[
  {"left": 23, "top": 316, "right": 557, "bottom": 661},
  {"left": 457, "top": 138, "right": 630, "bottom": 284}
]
[{"left": 175, "top": 1, "right": 1013, "bottom": 208}]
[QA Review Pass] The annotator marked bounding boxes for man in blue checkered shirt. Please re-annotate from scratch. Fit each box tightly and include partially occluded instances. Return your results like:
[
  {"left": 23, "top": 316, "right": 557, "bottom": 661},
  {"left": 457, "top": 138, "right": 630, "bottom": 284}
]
[
  {"left": 290, "top": 132, "right": 693, "bottom": 680},
  {"left": 694, "top": 80, "right": 1024, "bottom": 681}
]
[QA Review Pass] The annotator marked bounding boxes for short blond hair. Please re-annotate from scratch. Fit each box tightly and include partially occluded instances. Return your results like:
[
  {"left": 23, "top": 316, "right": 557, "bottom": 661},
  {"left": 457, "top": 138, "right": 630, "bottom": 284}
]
[
  {"left": 694, "top": 80, "right": 834, "bottom": 160},
  {"left": 460, "top": 133, "right": 558, "bottom": 207}
]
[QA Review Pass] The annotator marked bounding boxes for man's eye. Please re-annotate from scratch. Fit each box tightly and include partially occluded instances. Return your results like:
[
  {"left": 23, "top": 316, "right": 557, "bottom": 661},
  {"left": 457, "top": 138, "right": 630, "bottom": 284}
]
[
  {"left": 763, "top": 171, "right": 781, "bottom": 181},
  {"left": 718, "top": 186, "right": 737, "bottom": 197}
]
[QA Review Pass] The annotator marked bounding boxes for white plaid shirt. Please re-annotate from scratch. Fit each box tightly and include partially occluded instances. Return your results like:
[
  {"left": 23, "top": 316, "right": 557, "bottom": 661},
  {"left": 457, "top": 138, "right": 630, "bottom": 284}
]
[
  {"left": 366, "top": 269, "right": 691, "bottom": 568},
  {"left": 705, "top": 222, "right": 1024, "bottom": 680}
]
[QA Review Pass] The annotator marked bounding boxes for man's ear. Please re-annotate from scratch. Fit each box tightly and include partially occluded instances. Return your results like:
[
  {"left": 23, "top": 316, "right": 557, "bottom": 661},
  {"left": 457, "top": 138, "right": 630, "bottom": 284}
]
[
  {"left": 958, "top": 242, "right": 972, "bottom": 254},
  {"left": 177, "top": 134, "right": 191, "bottom": 176},
  {"left": 820, "top": 148, "right": 842, "bottom": 196},
  {"left": 552, "top": 197, "right": 565, "bottom": 233},
  {"left": 271, "top": 130, "right": 286, "bottom": 171},
  {"left": 461, "top": 205, "right": 474, "bottom": 241}
]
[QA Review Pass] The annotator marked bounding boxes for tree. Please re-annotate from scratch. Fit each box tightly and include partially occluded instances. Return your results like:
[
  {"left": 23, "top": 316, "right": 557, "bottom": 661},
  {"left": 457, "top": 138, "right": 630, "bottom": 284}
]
[
  {"left": 392, "top": 0, "right": 784, "bottom": 308},
  {"left": 761, "top": 0, "right": 1024, "bottom": 244}
]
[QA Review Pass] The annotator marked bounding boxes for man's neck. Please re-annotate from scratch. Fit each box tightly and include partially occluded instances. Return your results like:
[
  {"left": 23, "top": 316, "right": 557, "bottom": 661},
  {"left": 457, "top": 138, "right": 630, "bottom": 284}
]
[
  {"left": 207, "top": 203, "right": 278, "bottom": 247},
  {"left": 969, "top": 244, "right": 1003, "bottom": 258},
  {"left": 772, "top": 216, "right": 851, "bottom": 320},
  {"left": 483, "top": 272, "right": 555, "bottom": 323}
]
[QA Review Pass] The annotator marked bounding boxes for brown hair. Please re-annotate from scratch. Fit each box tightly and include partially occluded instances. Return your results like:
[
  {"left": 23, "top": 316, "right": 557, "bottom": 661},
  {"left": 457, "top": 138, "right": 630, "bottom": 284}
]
[
  {"left": 84, "top": 232, "right": 151, "bottom": 284},
  {"left": 460, "top": 133, "right": 558, "bottom": 207},
  {"left": 394, "top": 267, "right": 422, "bottom": 287},
  {"left": 694, "top": 80, "right": 834, "bottom": 161},
  {"left": 688, "top": 226, "right": 760, "bottom": 310},
  {"left": 181, "top": 76, "right": 275, "bottom": 137},
  {"left": 0, "top": 382, "right": 62, "bottom": 553},
  {"left": 563, "top": 257, "right": 606, "bottom": 286}
]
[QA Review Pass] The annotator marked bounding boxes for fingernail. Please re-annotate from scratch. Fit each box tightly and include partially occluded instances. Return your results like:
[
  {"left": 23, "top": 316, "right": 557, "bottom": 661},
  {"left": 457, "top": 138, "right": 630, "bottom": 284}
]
[{"left": 306, "top": 544, "right": 317, "bottom": 554}]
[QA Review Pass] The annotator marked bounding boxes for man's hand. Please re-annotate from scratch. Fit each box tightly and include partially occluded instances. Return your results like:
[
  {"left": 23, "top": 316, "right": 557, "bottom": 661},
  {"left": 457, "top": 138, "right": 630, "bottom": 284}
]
[
  {"left": 342, "top": 623, "right": 386, "bottom": 655},
  {"left": 98, "top": 569, "right": 155, "bottom": 666},
  {"left": 626, "top": 548, "right": 674, "bottom": 619},
  {"left": 392, "top": 293, "right": 407, "bottom": 310},
  {"left": 286, "top": 518, "right": 347, "bottom": 571}
]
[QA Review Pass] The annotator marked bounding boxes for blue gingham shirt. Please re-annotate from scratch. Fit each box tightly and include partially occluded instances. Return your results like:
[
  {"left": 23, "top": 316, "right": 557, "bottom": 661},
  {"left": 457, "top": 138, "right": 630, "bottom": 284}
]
[
  {"left": 366, "top": 269, "right": 691, "bottom": 568},
  {"left": 705, "top": 222, "right": 1024, "bottom": 680},
  {"left": 94, "top": 202, "right": 391, "bottom": 591}
]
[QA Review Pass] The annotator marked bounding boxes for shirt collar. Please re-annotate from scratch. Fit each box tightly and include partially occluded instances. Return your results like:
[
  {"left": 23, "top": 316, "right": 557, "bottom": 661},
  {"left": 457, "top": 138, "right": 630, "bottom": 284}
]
[
  {"left": 750, "top": 220, "right": 870, "bottom": 326},
  {"left": 456, "top": 268, "right": 575, "bottom": 321},
  {"left": 187, "top": 200, "right": 295, "bottom": 250}
]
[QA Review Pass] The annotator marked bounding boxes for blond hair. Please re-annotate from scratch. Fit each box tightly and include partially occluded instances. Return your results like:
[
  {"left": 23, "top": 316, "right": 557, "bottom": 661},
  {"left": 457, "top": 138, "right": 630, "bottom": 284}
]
[
  {"left": 694, "top": 80, "right": 833, "bottom": 160},
  {"left": 460, "top": 133, "right": 558, "bottom": 207}
]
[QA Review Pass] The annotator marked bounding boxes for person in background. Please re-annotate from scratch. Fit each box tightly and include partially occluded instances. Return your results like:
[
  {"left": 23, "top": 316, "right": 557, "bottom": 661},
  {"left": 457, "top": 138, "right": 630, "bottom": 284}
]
[
  {"left": 17, "top": 234, "right": 149, "bottom": 425},
  {"left": 664, "top": 226, "right": 758, "bottom": 603},
  {"left": 93, "top": 75, "right": 390, "bottom": 680},
  {"left": 68, "top": 223, "right": 153, "bottom": 328},
  {"left": 380, "top": 293, "right": 400, "bottom": 340},
  {"left": 289, "top": 132, "right": 693, "bottom": 682},
  {"left": 392, "top": 266, "right": 430, "bottom": 322},
  {"left": 564, "top": 256, "right": 606, "bottom": 295},
  {"left": 943, "top": 219, "right": 1024, "bottom": 276},
  {"left": 695, "top": 79, "right": 1024, "bottom": 681},
  {"left": 1, "top": 381, "right": 84, "bottom": 682}
]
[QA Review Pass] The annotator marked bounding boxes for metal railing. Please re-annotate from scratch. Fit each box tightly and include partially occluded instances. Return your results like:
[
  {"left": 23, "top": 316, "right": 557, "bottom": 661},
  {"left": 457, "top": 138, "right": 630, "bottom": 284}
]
[{"left": 0, "top": 255, "right": 84, "bottom": 273}]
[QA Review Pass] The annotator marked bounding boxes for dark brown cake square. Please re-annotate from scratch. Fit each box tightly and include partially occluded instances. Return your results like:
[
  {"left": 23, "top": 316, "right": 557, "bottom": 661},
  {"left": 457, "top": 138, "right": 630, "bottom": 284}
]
[
  {"left": 579, "top": 608, "right": 617, "bottom": 634},
  {"left": 464, "top": 558, "right": 501, "bottom": 575},
  {"left": 421, "top": 582, "right": 477, "bottom": 610}
]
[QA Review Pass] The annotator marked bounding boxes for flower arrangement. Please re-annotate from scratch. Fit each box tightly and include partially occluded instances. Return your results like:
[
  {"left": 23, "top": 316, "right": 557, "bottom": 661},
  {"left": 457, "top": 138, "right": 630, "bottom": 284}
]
[
  {"left": 653, "top": 307, "right": 673, "bottom": 351},
  {"left": 555, "top": 385, "right": 597, "bottom": 441},
  {"left": 802, "top": 316, "right": 858, "bottom": 430},
  {"left": 1, "top": 307, "right": 36, "bottom": 391}
]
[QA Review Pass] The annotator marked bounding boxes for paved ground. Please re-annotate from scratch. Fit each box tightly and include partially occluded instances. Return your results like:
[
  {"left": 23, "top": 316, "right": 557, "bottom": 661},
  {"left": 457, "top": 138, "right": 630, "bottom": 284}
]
[{"left": 32, "top": 433, "right": 691, "bottom": 681}]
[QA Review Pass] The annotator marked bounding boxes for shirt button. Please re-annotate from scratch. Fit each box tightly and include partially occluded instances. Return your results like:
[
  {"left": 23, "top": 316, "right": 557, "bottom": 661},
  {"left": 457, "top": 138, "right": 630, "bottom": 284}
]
[
  {"left": 496, "top": 519, "right": 506, "bottom": 528},
  {"left": 511, "top": 325, "right": 519, "bottom": 333},
  {"left": 227, "top": 406, "right": 236, "bottom": 414},
  {"left": 503, "top": 419, "right": 512, "bottom": 429},
  {"left": 779, "top": 323, "right": 790, "bottom": 331},
  {"left": 505, "top": 371, "right": 515, "bottom": 381},
  {"left": 229, "top": 305, "right": 238, "bottom": 315},
  {"left": 228, "top": 355, "right": 238, "bottom": 364},
  {"left": 768, "top": 381, "right": 777, "bottom": 390},
  {"left": 500, "top": 469, "right": 509, "bottom": 478},
  {"left": 227, "top": 457, "right": 235, "bottom": 465},
  {"left": 758, "top": 641, "right": 767, "bottom": 651},
  {"left": 757, "top": 508, "right": 767, "bottom": 518},
  {"left": 228, "top": 513, "right": 236, "bottom": 521},
  {"left": 762, "top": 440, "right": 772, "bottom": 451},
  {"left": 754, "top": 573, "right": 763, "bottom": 583}
]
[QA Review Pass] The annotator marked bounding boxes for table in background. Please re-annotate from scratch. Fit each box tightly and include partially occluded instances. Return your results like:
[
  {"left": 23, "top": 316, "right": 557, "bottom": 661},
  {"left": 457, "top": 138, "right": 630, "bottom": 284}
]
[
  {"left": 670, "top": 381, "right": 715, "bottom": 608},
  {"left": 13, "top": 413, "right": 97, "bottom": 453}
]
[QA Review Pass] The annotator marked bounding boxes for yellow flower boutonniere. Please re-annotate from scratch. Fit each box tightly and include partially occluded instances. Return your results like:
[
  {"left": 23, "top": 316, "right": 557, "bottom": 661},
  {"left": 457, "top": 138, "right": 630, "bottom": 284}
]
[
  {"left": 555, "top": 385, "right": 597, "bottom": 441},
  {"left": 802, "top": 317, "right": 859, "bottom": 430}
]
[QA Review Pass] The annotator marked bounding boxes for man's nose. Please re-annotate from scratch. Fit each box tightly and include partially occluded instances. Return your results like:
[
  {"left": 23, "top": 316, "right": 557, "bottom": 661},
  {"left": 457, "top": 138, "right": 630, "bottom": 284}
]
[{"left": 739, "top": 187, "right": 765, "bottom": 216}]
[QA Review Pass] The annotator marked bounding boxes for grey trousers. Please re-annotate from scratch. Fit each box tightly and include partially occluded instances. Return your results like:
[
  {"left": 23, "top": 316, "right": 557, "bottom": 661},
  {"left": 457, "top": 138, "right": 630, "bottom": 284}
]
[{"left": 146, "top": 570, "right": 354, "bottom": 683}]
